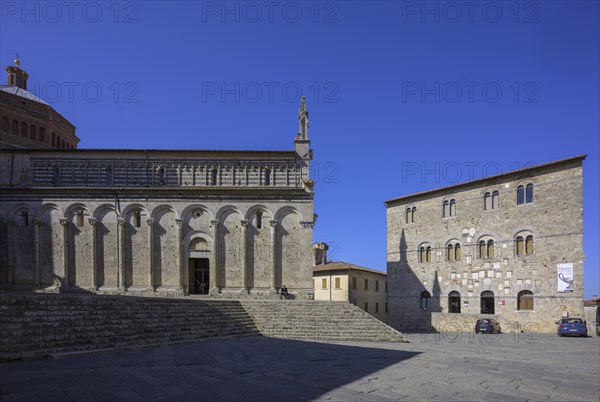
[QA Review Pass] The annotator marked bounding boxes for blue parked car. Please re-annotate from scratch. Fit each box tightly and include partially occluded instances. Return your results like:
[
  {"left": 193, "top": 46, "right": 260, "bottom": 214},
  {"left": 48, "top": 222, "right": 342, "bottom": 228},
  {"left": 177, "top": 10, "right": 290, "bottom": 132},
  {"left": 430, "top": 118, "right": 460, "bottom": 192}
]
[{"left": 556, "top": 317, "right": 588, "bottom": 337}]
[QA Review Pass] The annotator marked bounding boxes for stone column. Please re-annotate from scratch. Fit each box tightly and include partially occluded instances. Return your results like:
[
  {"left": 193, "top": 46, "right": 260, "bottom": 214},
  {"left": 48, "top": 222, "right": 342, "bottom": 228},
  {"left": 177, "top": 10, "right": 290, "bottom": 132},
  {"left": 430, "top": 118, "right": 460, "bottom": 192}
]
[
  {"left": 270, "top": 220, "right": 278, "bottom": 290},
  {"left": 146, "top": 218, "right": 155, "bottom": 290},
  {"left": 117, "top": 218, "right": 126, "bottom": 290},
  {"left": 240, "top": 220, "right": 248, "bottom": 290},
  {"left": 175, "top": 218, "right": 184, "bottom": 290},
  {"left": 6, "top": 220, "right": 14, "bottom": 287},
  {"left": 88, "top": 218, "right": 98, "bottom": 290},
  {"left": 59, "top": 218, "right": 69, "bottom": 290},
  {"left": 210, "top": 219, "right": 219, "bottom": 293},
  {"left": 33, "top": 218, "right": 41, "bottom": 289}
]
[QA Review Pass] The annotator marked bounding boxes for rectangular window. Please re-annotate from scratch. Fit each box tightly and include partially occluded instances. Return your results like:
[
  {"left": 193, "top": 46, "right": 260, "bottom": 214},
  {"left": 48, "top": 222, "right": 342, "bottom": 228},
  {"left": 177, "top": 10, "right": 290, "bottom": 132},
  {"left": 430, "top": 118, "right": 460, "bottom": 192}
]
[
  {"left": 351, "top": 277, "right": 357, "bottom": 290},
  {"left": 334, "top": 277, "right": 341, "bottom": 289},
  {"left": 364, "top": 302, "right": 368, "bottom": 312},
  {"left": 375, "top": 280, "right": 379, "bottom": 292},
  {"left": 321, "top": 278, "right": 327, "bottom": 289},
  {"left": 375, "top": 302, "right": 379, "bottom": 313},
  {"left": 385, "top": 281, "right": 388, "bottom": 292},
  {"left": 364, "top": 279, "right": 368, "bottom": 290},
  {"left": 385, "top": 302, "right": 388, "bottom": 313}
]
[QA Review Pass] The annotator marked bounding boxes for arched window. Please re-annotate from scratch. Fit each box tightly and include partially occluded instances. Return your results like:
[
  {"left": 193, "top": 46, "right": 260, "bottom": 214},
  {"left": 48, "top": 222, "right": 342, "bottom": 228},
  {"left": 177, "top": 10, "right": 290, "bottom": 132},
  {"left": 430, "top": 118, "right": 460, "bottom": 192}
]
[
  {"left": 255, "top": 211, "right": 263, "bottom": 229},
  {"left": 405, "top": 208, "right": 410, "bottom": 223},
  {"left": 51, "top": 132, "right": 56, "bottom": 146},
  {"left": 30, "top": 124, "right": 36, "bottom": 140},
  {"left": 525, "top": 183, "right": 534, "bottom": 203},
  {"left": 447, "top": 244, "right": 454, "bottom": 261},
  {"left": 39, "top": 127, "right": 45, "bottom": 142},
  {"left": 455, "top": 244, "right": 461, "bottom": 260},
  {"left": 1, "top": 116, "right": 8, "bottom": 131},
  {"left": 448, "top": 291, "right": 461, "bottom": 313},
  {"left": 487, "top": 240, "right": 494, "bottom": 258},
  {"left": 76, "top": 210, "right": 84, "bottom": 227},
  {"left": 449, "top": 199, "right": 456, "bottom": 216},
  {"left": 484, "top": 192, "right": 491, "bottom": 210},
  {"left": 420, "top": 291, "right": 432, "bottom": 309},
  {"left": 264, "top": 168, "right": 271, "bottom": 186},
  {"left": 517, "top": 290, "right": 534, "bottom": 310},
  {"left": 21, "top": 122, "right": 27, "bottom": 137},
  {"left": 479, "top": 240, "right": 486, "bottom": 258},
  {"left": 411, "top": 207, "right": 416, "bottom": 222},
  {"left": 12, "top": 119, "right": 18, "bottom": 135},
  {"left": 61, "top": 139, "right": 65, "bottom": 149},
  {"left": 517, "top": 185, "right": 525, "bottom": 205},
  {"left": 481, "top": 290, "right": 495, "bottom": 314},
  {"left": 516, "top": 236, "right": 524, "bottom": 255},
  {"left": 211, "top": 168, "right": 218, "bottom": 186},
  {"left": 419, "top": 246, "right": 425, "bottom": 263},
  {"left": 525, "top": 235, "right": 534, "bottom": 254},
  {"left": 492, "top": 190, "right": 499, "bottom": 209},
  {"left": 133, "top": 210, "right": 141, "bottom": 228},
  {"left": 426, "top": 246, "right": 432, "bottom": 262},
  {"left": 443, "top": 200, "right": 449, "bottom": 217}
]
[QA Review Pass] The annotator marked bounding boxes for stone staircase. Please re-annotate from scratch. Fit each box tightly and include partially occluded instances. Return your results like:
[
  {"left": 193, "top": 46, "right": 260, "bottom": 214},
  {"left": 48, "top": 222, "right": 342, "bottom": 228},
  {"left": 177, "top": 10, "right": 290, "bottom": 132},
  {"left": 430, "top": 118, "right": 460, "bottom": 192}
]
[
  {"left": 0, "top": 293, "right": 260, "bottom": 361},
  {"left": 241, "top": 300, "right": 408, "bottom": 343},
  {"left": 0, "top": 295, "right": 407, "bottom": 361}
]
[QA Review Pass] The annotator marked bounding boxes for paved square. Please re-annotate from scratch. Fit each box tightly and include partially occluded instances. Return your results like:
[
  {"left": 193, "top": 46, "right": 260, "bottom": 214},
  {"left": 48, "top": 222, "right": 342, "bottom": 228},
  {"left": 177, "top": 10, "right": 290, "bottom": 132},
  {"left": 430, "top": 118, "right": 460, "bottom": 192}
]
[{"left": 1, "top": 333, "right": 598, "bottom": 401}]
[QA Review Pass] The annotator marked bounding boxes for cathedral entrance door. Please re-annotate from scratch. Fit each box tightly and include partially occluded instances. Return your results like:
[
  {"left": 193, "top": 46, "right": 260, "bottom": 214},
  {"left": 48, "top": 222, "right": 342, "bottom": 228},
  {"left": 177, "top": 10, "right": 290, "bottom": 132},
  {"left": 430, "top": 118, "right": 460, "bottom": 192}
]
[{"left": 191, "top": 258, "right": 210, "bottom": 295}]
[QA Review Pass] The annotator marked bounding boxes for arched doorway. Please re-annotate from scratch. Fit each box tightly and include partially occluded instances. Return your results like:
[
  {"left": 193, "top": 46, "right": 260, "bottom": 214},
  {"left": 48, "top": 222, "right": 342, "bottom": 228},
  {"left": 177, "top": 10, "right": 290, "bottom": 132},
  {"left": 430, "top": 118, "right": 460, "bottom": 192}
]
[
  {"left": 481, "top": 290, "right": 495, "bottom": 314},
  {"left": 188, "top": 238, "right": 210, "bottom": 295}
]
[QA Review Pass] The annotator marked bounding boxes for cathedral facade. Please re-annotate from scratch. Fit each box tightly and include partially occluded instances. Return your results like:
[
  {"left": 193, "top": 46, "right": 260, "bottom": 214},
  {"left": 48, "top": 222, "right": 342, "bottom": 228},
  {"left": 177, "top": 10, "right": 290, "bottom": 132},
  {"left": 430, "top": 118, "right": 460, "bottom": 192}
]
[{"left": 0, "top": 61, "right": 315, "bottom": 299}]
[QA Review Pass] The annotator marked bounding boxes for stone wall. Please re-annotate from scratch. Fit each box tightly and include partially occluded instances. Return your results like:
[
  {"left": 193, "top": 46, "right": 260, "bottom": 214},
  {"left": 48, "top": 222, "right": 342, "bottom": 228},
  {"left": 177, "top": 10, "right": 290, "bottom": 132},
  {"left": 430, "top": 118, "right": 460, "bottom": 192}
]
[
  {"left": 386, "top": 157, "right": 585, "bottom": 332},
  {"left": 0, "top": 150, "right": 315, "bottom": 299}
]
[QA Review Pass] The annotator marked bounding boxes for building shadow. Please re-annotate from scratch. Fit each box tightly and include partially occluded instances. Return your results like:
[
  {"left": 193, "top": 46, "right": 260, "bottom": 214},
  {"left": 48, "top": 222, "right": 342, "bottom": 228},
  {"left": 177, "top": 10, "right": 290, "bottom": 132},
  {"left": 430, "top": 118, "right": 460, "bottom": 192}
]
[
  {"left": 389, "top": 229, "right": 441, "bottom": 332},
  {"left": 0, "top": 337, "right": 421, "bottom": 401}
]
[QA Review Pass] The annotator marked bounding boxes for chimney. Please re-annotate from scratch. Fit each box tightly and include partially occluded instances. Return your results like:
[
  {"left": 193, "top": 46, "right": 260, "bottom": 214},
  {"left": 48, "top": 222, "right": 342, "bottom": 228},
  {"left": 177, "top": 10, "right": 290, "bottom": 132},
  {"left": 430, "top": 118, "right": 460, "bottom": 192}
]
[
  {"left": 313, "top": 242, "right": 329, "bottom": 266},
  {"left": 6, "top": 54, "right": 28, "bottom": 90}
]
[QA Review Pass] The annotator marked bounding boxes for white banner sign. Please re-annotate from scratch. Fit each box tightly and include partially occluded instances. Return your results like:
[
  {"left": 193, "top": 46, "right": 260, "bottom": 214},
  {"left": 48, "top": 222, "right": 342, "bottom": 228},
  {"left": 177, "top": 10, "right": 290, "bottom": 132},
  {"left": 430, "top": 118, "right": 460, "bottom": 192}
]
[{"left": 557, "top": 263, "right": 574, "bottom": 293}]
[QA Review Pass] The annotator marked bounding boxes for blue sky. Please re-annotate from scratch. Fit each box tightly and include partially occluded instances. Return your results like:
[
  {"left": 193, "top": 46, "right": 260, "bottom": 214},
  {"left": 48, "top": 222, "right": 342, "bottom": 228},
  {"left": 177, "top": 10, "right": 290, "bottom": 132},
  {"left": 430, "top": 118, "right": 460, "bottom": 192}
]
[{"left": 1, "top": 1, "right": 598, "bottom": 297}]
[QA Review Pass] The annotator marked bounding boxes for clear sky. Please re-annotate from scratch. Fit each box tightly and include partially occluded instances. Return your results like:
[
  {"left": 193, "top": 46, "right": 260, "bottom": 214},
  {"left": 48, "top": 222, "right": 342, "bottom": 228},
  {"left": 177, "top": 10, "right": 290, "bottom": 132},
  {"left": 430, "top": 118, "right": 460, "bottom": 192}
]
[{"left": 1, "top": 1, "right": 598, "bottom": 297}]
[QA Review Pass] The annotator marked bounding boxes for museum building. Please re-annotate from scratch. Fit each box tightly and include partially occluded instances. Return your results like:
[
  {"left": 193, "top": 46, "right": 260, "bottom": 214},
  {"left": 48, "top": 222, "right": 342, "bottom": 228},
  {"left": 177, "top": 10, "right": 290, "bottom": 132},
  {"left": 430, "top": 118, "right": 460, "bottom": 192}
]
[
  {"left": 0, "top": 59, "right": 316, "bottom": 299},
  {"left": 385, "top": 156, "right": 586, "bottom": 332}
]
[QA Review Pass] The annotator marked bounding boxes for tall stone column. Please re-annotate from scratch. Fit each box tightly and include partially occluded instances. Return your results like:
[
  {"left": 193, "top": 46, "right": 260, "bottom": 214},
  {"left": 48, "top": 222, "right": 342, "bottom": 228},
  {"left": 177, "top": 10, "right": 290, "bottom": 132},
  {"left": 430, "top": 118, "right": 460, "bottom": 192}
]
[
  {"left": 6, "top": 220, "right": 15, "bottom": 287},
  {"left": 59, "top": 218, "right": 69, "bottom": 291},
  {"left": 88, "top": 218, "right": 98, "bottom": 290},
  {"left": 146, "top": 218, "right": 155, "bottom": 290},
  {"left": 270, "top": 220, "right": 278, "bottom": 290},
  {"left": 117, "top": 218, "right": 126, "bottom": 291},
  {"left": 33, "top": 218, "right": 41, "bottom": 289},
  {"left": 240, "top": 220, "right": 248, "bottom": 290},
  {"left": 210, "top": 219, "right": 219, "bottom": 294},
  {"left": 175, "top": 218, "right": 184, "bottom": 291}
]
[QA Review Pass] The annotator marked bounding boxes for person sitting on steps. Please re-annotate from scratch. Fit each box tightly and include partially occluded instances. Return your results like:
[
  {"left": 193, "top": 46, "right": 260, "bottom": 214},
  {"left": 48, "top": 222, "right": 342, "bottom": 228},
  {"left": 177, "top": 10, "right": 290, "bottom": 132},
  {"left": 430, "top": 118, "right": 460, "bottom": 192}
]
[{"left": 280, "top": 285, "right": 289, "bottom": 299}]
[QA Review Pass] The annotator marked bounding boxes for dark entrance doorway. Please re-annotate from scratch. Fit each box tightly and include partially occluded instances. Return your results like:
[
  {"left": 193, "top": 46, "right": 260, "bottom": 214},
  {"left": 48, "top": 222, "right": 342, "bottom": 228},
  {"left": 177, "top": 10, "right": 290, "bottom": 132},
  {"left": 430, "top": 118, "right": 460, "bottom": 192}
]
[
  {"left": 190, "top": 258, "right": 209, "bottom": 295},
  {"left": 481, "top": 291, "right": 495, "bottom": 314}
]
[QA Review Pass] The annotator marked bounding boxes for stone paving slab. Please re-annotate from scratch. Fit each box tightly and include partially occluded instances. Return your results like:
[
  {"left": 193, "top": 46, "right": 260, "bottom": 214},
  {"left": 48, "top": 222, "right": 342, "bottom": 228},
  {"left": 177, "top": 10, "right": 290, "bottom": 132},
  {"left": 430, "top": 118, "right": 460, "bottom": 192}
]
[{"left": 1, "top": 333, "right": 598, "bottom": 401}]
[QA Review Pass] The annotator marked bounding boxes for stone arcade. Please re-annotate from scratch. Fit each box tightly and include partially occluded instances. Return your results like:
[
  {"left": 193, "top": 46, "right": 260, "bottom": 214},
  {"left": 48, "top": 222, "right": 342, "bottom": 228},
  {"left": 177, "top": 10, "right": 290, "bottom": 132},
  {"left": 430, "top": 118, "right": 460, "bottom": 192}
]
[{"left": 0, "top": 60, "right": 316, "bottom": 299}]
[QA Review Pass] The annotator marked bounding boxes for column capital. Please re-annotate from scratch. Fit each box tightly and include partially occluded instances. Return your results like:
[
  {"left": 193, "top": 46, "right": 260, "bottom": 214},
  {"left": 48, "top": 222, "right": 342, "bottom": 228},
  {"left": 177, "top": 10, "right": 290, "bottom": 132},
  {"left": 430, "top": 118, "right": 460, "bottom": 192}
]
[
  {"left": 146, "top": 218, "right": 155, "bottom": 226},
  {"left": 211, "top": 219, "right": 220, "bottom": 226},
  {"left": 175, "top": 218, "right": 183, "bottom": 227},
  {"left": 269, "top": 220, "right": 278, "bottom": 228},
  {"left": 240, "top": 219, "right": 249, "bottom": 227},
  {"left": 117, "top": 217, "right": 126, "bottom": 226},
  {"left": 33, "top": 217, "right": 42, "bottom": 225},
  {"left": 88, "top": 218, "right": 98, "bottom": 226},
  {"left": 59, "top": 218, "right": 69, "bottom": 227}
]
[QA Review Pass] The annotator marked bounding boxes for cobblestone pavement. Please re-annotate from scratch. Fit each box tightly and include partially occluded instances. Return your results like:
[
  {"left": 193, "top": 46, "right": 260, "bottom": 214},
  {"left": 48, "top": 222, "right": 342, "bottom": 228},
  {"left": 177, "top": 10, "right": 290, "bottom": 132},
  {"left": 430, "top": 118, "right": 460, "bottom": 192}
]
[{"left": 1, "top": 333, "right": 598, "bottom": 401}]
